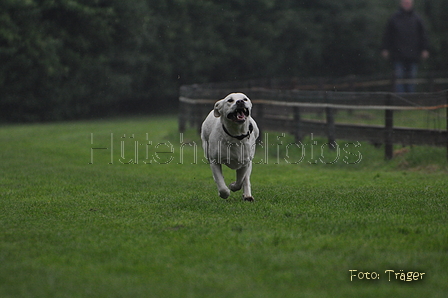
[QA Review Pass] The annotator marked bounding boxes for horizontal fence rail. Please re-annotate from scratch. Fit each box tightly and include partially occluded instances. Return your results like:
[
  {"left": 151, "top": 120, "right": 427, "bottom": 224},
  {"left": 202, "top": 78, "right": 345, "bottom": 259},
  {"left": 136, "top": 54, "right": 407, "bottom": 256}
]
[{"left": 179, "top": 81, "right": 448, "bottom": 160}]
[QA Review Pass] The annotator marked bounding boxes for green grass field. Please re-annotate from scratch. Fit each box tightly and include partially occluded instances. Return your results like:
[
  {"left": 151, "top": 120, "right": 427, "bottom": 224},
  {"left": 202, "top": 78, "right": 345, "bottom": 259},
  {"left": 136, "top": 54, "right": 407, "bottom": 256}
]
[{"left": 1, "top": 116, "right": 447, "bottom": 298}]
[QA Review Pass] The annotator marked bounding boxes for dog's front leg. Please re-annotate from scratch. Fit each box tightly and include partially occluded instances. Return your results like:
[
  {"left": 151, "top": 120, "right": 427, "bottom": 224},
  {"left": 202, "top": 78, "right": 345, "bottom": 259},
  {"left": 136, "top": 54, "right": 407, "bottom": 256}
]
[
  {"left": 229, "top": 163, "right": 254, "bottom": 202},
  {"left": 210, "top": 163, "right": 230, "bottom": 199},
  {"left": 242, "top": 162, "right": 254, "bottom": 201}
]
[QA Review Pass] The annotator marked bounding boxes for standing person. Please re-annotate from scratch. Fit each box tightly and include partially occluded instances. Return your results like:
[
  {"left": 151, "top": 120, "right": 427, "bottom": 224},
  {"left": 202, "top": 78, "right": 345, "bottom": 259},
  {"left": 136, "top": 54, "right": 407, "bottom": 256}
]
[{"left": 381, "top": 0, "right": 429, "bottom": 93}]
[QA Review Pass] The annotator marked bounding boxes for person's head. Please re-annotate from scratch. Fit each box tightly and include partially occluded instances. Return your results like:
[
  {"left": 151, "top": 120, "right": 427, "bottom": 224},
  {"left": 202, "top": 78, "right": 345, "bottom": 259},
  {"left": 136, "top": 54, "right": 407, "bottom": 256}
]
[{"left": 400, "top": 0, "right": 414, "bottom": 12}]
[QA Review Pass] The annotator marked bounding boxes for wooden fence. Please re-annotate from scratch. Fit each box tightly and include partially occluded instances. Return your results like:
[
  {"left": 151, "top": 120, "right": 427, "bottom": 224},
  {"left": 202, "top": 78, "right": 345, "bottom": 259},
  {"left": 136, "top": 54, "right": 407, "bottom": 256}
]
[{"left": 179, "top": 82, "right": 448, "bottom": 160}]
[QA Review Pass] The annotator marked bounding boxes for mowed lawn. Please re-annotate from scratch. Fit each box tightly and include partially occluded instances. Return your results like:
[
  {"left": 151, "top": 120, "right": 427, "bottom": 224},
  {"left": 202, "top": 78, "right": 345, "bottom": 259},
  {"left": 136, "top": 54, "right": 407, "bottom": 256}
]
[{"left": 0, "top": 116, "right": 447, "bottom": 298}]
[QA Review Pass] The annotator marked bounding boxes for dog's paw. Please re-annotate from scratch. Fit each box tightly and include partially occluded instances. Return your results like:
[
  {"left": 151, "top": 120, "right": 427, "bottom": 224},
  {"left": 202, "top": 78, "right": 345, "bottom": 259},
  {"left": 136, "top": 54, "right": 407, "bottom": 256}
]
[
  {"left": 243, "top": 196, "right": 255, "bottom": 202},
  {"left": 229, "top": 182, "right": 242, "bottom": 192},
  {"left": 219, "top": 188, "right": 230, "bottom": 199}
]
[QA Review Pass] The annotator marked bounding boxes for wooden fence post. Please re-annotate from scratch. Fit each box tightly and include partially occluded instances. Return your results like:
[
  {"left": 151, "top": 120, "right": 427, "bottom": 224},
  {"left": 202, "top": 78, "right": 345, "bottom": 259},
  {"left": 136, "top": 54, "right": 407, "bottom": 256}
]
[
  {"left": 325, "top": 92, "right": 336, "bottom": 149},
  {"left": 256, "top": 102, "right": 264, "bottom": 142},
  {"left": 178, "top": 101, "right": 186, "bottom": 133},
  {"left": 326, "top": 107, "right": 336, "bottom": 149},
  {"left": 293, "top": 106, "right": 301, "bottom": 143},
  {"left": 385, "top": 94, "right": 394, "bottom": 160}
]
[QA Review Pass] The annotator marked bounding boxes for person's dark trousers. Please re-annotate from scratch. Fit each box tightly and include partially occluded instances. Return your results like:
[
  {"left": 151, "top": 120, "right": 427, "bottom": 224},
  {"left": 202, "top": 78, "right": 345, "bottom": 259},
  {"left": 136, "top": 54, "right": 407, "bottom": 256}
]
[{"left": 394, "top": 60, "right": 418, "bottom": 93}]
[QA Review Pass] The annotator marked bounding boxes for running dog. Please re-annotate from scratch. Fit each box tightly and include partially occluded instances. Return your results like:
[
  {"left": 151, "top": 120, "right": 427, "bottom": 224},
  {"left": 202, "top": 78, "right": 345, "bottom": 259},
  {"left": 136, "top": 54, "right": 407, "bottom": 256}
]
[{"left": 201, "top": 93, "right": 259, "bottom": 201}]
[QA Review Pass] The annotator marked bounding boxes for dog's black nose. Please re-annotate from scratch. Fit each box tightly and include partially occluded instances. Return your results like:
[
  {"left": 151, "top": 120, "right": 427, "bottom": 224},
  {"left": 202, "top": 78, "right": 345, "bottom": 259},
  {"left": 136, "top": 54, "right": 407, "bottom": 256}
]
[{"left": 236, "top": 99, "right": 245, "bottom": 106}]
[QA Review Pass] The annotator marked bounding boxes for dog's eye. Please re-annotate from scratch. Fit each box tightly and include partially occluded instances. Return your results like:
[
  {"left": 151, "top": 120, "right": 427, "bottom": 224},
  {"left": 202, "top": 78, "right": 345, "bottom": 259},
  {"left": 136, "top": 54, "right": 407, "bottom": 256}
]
[
  {"left": 243, "top": 98, "right": 248, "bottom": 101},
  {"left": 228, "top": 98, "right": 234, "bottom": 103}
]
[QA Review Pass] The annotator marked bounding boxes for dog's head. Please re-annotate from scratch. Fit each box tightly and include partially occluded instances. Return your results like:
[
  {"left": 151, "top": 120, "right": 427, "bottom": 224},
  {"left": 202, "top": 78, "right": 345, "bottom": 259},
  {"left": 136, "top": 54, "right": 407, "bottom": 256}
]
[{"left": 213, "top": 93, "right": 252, "bottom": 124}]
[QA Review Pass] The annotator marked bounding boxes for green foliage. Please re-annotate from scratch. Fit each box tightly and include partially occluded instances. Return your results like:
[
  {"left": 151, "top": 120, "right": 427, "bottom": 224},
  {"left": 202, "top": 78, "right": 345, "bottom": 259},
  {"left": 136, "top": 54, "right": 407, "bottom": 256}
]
[
  {"left": 1, "top": 0, "right": 447, "bottom": 121},
  {"left": 0, "top": 0, "right": 116, "bottom": 121}
]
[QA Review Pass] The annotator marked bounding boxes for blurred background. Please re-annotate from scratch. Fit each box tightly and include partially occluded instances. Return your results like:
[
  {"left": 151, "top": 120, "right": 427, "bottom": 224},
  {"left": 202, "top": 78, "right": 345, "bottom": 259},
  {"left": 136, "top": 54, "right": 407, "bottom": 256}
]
[{"left": 1, "top": 0, "right": 447, "bottom": 122}]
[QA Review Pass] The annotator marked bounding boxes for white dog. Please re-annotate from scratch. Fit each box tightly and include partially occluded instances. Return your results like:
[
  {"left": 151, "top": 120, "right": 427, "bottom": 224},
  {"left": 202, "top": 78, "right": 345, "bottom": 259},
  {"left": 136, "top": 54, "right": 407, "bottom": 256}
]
[{"left": 201, "top": 93, "right": 259, "bottom": 201}]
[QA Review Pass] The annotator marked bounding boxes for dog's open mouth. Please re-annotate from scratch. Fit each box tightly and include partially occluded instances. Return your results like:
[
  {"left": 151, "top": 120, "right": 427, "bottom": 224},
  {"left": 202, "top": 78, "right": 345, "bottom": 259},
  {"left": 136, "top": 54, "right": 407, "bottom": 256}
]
[{"left": 227, "top": 107, "right": 249, "bottom": 123}]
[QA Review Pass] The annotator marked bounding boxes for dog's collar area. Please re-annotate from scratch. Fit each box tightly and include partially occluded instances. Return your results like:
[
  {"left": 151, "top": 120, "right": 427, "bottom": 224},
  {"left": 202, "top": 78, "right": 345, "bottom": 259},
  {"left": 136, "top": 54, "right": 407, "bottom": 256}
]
[{"left": 222, "top": 123, "right": 253, "bottom": 140}]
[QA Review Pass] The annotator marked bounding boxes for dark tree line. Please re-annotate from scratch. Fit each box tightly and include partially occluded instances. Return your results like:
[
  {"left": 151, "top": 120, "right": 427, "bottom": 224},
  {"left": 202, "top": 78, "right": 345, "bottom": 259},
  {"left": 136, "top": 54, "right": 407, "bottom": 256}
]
[{"left": 1, "top": 0, "right": 447, "bottom": 122}]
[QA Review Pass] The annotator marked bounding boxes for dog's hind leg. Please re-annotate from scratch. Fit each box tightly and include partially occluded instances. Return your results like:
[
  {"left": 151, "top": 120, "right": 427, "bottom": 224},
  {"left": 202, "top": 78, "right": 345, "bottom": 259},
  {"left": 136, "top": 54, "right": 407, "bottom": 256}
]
[{"left": 210, "top": 163, "right": 230, "bottom": 199}]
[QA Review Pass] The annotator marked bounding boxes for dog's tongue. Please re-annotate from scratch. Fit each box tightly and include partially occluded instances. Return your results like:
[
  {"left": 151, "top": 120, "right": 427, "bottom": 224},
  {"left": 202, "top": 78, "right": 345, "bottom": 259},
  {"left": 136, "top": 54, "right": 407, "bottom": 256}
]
[{"left": 237, "top": 110, "right": 246, "bottom": 121}]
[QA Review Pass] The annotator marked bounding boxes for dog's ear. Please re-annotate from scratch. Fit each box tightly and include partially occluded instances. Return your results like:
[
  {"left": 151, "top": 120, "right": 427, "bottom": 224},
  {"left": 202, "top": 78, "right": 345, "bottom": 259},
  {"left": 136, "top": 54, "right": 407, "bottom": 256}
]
[{"left": 213, "top": 100, "right": 224, "bottom": 117}]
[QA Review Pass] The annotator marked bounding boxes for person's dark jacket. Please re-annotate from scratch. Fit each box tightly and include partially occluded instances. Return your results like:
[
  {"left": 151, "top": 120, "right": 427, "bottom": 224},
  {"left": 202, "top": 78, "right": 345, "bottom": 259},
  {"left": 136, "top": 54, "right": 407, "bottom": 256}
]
[{"left": 381, "top": 8, "right": 429, "bottom": 62}]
